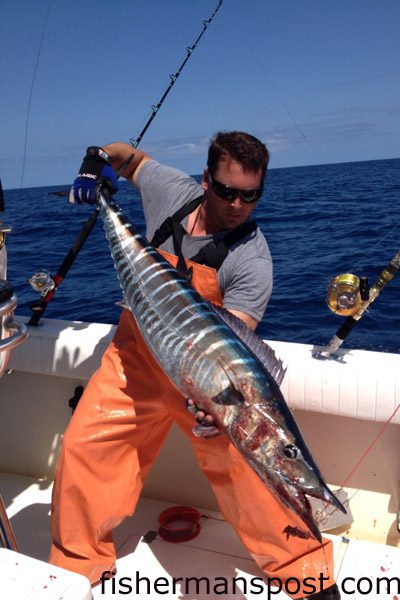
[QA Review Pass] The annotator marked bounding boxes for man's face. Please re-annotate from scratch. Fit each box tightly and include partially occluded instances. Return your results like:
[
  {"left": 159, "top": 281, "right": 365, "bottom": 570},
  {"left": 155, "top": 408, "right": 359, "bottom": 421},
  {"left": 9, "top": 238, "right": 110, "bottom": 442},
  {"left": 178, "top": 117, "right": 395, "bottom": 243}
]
[{"left": 202, "top": 157, "right": 263, "bottom": 231}]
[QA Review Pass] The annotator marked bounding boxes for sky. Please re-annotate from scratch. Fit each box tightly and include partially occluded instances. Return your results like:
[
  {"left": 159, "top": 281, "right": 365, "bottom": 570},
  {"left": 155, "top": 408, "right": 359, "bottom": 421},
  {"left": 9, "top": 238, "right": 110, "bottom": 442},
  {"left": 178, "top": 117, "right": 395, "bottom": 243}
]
[{"left": 1, "top": 0, "right": 399, "bottom": 189}]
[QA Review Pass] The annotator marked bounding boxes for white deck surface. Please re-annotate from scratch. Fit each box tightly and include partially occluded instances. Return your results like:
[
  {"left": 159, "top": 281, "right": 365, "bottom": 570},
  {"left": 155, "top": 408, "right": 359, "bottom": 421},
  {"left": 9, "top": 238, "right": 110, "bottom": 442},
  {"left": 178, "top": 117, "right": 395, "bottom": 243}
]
[{"left": 1, "top": 472, "right": 399, "bottom": 599}]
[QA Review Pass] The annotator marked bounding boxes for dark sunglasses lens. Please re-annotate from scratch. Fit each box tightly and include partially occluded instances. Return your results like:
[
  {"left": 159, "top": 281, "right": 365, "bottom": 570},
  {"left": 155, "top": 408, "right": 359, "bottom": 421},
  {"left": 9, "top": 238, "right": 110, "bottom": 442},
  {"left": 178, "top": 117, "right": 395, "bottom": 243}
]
[
  {"left": 221, "top": 189, "right": 237, "bottom": 201},
  {"left": 212, "top": 180, "right": 234, "bottom": 200},
  {"left": 240, "top": 190, "right": 259, "bottom": 203},
  {"left": 211, "top": 176, "right": 262, "bottom": 203}
]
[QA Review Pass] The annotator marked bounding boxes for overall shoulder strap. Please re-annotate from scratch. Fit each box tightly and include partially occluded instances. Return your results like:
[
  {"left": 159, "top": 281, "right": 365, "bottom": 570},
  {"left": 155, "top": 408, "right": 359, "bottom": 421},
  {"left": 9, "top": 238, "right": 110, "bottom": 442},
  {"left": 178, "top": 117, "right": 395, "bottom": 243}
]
[
  {"left": 190, "top": 221, "right": 258, "bottom": 271},
  {"left": 150, "top": 195, "right": 204, "bottom": 247}
]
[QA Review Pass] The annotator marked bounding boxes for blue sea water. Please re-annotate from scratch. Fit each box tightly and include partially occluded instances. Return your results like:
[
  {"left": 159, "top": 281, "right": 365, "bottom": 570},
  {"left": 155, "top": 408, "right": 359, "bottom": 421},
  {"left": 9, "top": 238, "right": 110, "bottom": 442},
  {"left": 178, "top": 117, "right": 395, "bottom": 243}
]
[{"left": 3, "top": 158, "right": 400, "bottom": 353}]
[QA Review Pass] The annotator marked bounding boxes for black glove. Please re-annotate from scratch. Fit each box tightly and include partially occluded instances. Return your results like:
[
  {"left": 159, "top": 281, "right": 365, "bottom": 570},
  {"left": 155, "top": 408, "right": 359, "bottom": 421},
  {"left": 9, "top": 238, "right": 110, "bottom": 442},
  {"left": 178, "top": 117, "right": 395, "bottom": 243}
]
[{"left": 69, "top": 146, "right": 118, "bottom": 204}]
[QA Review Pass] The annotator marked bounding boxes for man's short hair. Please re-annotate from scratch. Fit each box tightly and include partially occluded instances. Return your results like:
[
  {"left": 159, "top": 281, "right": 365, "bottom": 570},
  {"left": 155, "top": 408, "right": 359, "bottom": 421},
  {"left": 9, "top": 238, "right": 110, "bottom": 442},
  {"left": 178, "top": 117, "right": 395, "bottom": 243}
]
[{"left": 207, "top": 131, "right": 270, "bottom": 181}]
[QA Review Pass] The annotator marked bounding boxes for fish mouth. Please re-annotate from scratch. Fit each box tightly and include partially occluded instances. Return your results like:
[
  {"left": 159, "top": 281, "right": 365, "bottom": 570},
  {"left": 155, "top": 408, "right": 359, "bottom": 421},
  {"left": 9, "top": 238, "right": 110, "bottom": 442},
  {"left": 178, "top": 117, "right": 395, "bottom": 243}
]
[
  {"left": 307, "top": 481, "right": 347, "bottom": 514},
  {"left": 298, "top": 493, "right": 323, "bottom": 542},
  {"left": 293, "top": 482, "right": 347, "bottom": 543},
  {"left": 265, "top": 462, "right": 347, "bottom": 543}
]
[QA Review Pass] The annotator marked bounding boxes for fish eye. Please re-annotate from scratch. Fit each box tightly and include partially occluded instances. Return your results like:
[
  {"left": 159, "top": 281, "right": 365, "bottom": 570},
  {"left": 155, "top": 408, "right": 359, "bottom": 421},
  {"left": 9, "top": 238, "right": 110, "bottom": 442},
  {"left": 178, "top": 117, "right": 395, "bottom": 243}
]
[{"left": 283, "top": 443, "right": 298, "bottom": 459}]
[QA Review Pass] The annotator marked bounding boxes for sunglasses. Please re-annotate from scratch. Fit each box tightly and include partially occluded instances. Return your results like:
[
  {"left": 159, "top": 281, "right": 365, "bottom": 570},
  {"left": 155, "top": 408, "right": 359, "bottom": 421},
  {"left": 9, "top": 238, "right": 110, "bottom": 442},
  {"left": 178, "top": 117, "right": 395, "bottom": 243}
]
[{"left": 209, "top": 173, "right": 263, "bottom": 204}]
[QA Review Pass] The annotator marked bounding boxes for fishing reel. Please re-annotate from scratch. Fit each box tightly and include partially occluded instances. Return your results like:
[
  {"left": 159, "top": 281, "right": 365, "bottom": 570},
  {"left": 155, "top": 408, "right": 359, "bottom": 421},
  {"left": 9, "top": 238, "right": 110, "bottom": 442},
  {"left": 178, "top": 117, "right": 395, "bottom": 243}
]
[
  {"left": 28, "top": 270, "right": 55, "bottom": 296},
  {"left": 326, "top": 273, "right": 370, "bottom": 316}
]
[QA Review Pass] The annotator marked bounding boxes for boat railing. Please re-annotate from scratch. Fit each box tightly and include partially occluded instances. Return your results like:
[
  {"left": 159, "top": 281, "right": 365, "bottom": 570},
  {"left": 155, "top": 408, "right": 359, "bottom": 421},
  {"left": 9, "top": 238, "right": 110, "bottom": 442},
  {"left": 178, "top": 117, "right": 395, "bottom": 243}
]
[{"left": 0, "top": 245, "right": 28, "bottom": 377}]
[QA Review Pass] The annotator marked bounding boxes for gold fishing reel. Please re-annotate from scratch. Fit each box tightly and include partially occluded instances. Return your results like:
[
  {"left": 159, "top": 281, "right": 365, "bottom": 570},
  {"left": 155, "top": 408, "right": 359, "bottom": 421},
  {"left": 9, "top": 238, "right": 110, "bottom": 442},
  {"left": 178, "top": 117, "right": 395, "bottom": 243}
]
[{"left": 326, "top": 273, "right": 369, "bottom": 316}]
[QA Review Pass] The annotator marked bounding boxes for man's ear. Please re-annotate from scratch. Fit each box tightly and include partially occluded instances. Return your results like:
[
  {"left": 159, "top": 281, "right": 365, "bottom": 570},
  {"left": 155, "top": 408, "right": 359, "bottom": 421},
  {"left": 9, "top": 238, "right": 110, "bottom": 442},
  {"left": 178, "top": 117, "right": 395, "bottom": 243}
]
[{"left": 202, "top": 168, "right": 209, "bottom": 191}]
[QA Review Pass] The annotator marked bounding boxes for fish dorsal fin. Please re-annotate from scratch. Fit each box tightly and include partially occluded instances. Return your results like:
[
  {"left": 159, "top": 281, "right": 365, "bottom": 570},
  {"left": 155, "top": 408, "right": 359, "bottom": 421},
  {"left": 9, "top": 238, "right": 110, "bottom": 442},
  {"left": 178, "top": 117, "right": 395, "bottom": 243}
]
[{"left": 211, "top": 305, "right": 287, "bottom": 387}]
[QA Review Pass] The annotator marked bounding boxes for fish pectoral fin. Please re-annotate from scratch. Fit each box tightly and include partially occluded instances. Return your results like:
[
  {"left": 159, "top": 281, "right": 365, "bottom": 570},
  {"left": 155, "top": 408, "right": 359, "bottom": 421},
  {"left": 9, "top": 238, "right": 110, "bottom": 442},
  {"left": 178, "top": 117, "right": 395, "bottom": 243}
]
[
  {"left": 192, "top": 422, "right": 221, "bottom": 439},
  {"left": 213, "top": 361, "right": 246, "bottom": 406},
  {"left": 211, "top": 384, "right": 245, "bottom": 405}
]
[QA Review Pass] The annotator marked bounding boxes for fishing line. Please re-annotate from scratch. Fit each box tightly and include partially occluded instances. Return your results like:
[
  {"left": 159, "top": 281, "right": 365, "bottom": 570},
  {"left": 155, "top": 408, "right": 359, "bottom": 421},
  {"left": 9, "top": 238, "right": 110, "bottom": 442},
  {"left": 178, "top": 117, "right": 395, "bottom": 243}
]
[
  {"left": 20, "top": 0, "right": 53, "bottom": 189},
  {"left": 315, "top": 400, "right": 400, "bottom": 527},
  {"left": 343, "top": 401, "right": 400, "bottom": 488},
  {"left": 244, "top": 27, "right": 399, "bottom": 277},
  {"left": 242, "top": 37, "right": 333, "bottom": 174},
  {"left": 243, "top": 41, "right": 308, "bottom": 145},
  {"left": 348, "top": 222, "right": 400, "bottom": 274}
]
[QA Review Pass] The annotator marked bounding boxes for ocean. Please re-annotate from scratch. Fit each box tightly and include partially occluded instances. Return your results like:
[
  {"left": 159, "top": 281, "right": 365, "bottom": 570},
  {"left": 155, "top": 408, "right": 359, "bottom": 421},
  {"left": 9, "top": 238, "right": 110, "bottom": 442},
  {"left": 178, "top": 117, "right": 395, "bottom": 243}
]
[{"left": 3, "top": 157, "right": 400, "bottom": 353}]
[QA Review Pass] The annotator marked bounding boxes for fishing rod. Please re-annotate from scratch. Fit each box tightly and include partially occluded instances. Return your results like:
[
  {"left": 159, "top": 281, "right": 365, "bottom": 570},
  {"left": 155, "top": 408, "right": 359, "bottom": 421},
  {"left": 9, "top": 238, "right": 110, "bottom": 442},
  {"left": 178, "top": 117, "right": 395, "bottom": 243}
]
[
  {"left": 314, "top": 249, "right": 400, "bottom": 358},
  {"left": 130, "top": 0, "right": 223, "bottom": 148},
  {"left": 28, "top": 0, "right": 223, "bottom": 326}
]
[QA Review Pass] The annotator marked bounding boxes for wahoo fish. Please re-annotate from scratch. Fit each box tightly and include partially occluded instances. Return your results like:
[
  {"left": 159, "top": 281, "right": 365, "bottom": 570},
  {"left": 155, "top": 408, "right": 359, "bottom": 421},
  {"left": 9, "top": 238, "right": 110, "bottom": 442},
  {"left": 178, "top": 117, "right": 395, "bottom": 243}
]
[{"left": 97, "top": 188, "right": 346, "bottom": 541}]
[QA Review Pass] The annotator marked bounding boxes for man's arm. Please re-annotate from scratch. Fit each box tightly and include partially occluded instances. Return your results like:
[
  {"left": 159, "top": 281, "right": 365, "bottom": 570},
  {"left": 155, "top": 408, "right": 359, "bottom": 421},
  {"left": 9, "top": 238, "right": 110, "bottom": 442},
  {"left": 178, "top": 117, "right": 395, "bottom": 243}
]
[
  {"left": 227, "top": 308, "right": 258, "bottom": 330},
  {"left": 103, "top": 142, "right": 152, "bottom": 187}
]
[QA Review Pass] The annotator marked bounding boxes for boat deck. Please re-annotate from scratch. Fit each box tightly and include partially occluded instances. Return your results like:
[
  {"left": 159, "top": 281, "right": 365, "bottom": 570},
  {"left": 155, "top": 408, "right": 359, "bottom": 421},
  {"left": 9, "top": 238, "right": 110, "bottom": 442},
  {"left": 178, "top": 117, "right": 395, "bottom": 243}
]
[{"left": 1, "top": 472, "right": 399, "bottom": 599}]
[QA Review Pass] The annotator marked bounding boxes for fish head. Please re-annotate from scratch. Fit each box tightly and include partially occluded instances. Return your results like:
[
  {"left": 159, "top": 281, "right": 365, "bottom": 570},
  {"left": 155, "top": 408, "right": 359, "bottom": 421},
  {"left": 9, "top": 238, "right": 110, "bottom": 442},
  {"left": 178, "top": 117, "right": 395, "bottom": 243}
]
[{"left": 230, "top": 401, "right": 346, "bottom": 541}]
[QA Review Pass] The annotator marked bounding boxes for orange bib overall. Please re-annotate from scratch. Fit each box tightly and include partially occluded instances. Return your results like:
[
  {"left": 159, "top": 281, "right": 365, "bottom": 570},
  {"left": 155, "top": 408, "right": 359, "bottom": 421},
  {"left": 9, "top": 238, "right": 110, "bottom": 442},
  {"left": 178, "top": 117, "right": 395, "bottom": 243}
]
[{"left": 49, "top": 251, "right": 335, "bottom": 597}]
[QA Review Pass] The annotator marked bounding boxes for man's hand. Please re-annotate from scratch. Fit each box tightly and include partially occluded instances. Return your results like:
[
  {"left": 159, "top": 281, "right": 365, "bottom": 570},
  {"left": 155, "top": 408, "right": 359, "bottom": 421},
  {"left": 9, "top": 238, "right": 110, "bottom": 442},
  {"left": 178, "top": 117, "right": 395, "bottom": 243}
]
[
  {"left": 186, "top": 399, "right": 221, "bottom": 438},
  {"left": 186, "top": 399, "right": 214, "bottom": 424},
  {"left": 69, "top": 146, "right": 118, "bottom": 204}
]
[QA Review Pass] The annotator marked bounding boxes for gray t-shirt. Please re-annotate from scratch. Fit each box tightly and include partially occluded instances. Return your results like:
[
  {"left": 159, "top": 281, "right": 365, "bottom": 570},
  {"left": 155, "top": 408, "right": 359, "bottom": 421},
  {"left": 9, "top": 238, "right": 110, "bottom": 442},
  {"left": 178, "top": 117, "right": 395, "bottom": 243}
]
[{"left": 136, "top": 160, "right": 273, "bottom": 322}]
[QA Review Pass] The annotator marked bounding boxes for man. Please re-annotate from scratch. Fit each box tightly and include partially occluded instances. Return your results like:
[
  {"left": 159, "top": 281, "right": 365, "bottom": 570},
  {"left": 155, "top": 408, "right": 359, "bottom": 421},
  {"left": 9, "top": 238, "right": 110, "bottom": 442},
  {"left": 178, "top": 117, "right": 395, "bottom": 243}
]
[{"left": 49, "top": 131, "right": 340, "bottom": 599}]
